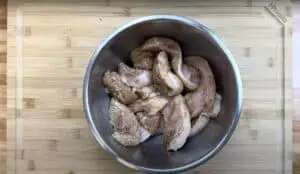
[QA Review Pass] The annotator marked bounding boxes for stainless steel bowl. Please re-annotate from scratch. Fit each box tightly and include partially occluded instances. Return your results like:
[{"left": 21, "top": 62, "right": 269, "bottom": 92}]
[{"left": 83, "top": 15, "right": 243, "bottom": 173}]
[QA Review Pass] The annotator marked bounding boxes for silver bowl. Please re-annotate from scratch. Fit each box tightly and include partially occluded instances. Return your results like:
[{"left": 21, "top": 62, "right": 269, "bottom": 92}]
[{"left": 83, "top": 15, "right": 243, "bottom": 173}]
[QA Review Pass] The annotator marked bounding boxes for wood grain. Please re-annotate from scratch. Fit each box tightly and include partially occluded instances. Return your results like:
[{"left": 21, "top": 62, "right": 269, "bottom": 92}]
[
  {"left": 294, "top": 88, "right": 300, "bottom": 174},
  {"left": 293, "top": 2, "right": 300, "bottom": 174},
  {"left": 0, "top": 0, "right": 6, "bottom": 173},
  {"left": 6, "top": 0, "right": 293, "bottom": 174}
]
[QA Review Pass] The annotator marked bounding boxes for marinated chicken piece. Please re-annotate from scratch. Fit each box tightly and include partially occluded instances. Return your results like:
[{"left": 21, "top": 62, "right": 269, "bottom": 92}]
[
  {"left": 201, "top": 93, "right": 222, "bottom": 118},
  {"left": 103, "top": 71, "right": 138, "bottom": 105},
  {"left": 129, "top": 96, "right": 168, "bottom": 115},
  {"left": 184, "top": 56, "right": 216, "bottom": 118},
  {"left": 152, "top": 51, "right": 183, "bottom": 96},
  {"left": 182, "top": 64, "right": 201, "bottom": 87},
  {"left": 109, "top": 98, "right": 151, "bottom": 146},
  {"left": 133, "top": 86, "right": 160, "bottom": 100},
  {"left": 136, "top": 112, "right": 163, "bottom": 134},
  {"left": 184, "top": 92, "right": 203, "bottom": 118},
  {"left": 162, "top": 95, "right": 191, "bottom": 151},
  {"left": 141, "top": 37, "right": 198, "bottom": 90},
  {"left": 118, "top": 62, "right": 152, "bottom": 88},
  {"left": 189, "top": 115, "right": 209, "bottom": 137},
  {"left": 113, "top": 130, "right": 150, "bottom": 147},
  {"left": 189, "top": 93, "right": 222, "bottom": 137},
  {"left": 131, "top": 47, "right": 154, "bottom": 70}
]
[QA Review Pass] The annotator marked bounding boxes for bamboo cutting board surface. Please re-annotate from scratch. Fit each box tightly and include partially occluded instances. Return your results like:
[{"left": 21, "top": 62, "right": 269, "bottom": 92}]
[
  {"left": 6, "top": 0, "right": 293, "bottom": 174},
  {"left": 0, "top": 1, "right": 7, "bottom": 174}
]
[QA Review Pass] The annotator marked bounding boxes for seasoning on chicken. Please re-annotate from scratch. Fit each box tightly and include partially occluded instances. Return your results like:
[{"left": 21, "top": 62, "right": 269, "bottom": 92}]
[
  {"left": 162, "top": 95, "right": 191, "bottom": 151},
  {"left": 184, "top": 56, "right": 216, "bottom": 118},
  {"left": 152, "top": 51, "right": 183, "bottom": 96},
  {"left": 131, "top": 47, "right": 154, "bottom": 70},
  {"left": 109, "top": 98, "right": 151, "bottom": 146},
  {"left": 133, "top": 86, "right": 160, "bottom": 100},
  {"left": 118, "top": 62, "right": 152, "bottom": 88},
  {"left": 201, "top": 93, "right": 222, "bottom": 118},
  {"left": 182, "top": 64, "right": 201, "bottom": 88},
  {"left": 103, "top": 71, "right": 138, "bottom": 105},
  {"left": 141, "top": 37, "right": 199, "bottom": 90},
  {"left": 136, "top": 112, "right": 163, "bottom": 134},
  {"left": 129, "top": 96, "right": 168, "bottom": 115},
  {"left": 189, "top": 93, "right": 222, "bottom": 137},
  {"left": 189, "top": 115, "right": 209, "bottom": 137}
]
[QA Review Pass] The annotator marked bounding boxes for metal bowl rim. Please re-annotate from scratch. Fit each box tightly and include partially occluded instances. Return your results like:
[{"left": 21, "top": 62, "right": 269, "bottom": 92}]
[{"left": 82, "top": 15, "right": 243, "bottom": 173}]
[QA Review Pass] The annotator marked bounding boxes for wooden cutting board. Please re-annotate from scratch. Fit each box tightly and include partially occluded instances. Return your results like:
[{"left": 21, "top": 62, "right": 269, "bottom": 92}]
[
  {"left": 0, "top": 0, "right": 7, "bottom": 173},
  {"left": 5, "top": 0, "right": 293, "bottom": 173}
]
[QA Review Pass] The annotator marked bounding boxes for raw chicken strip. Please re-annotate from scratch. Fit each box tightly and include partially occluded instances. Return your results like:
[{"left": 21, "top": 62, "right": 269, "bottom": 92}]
[
  {"left": 182, "top": 64, "right": 201, "bottom": 87},
  {"left": 136, "top": 112, "right": 163, "bottom": 134},
  {"left": 162, "top": 95, "right": 191, "bottom": 151},
  {"left": 118, "top": 62, "right": 152, "bottom": 88},
  {"left": 133, "top": 86, "right": 160, "bottom": 100},
  {"left": 103, "top": 71, "right": 138, "bottom": 105},
  {"left": 189, "top": 93, "right": 222, "bottom": 137},
  {"left": 184, "top": 56, "right": 216, "bottom": 118},
  {"left": 201, "top": 93, "right": 222, "bottom": 118},
  {"left": 152, "top": 51, "right": 183, "bottom": 96},
  {"left": 141, "top": 37, "right": 198, "bottom": 90},
  {"left": 131, "top": 47, "right": 154, "bottom": 70},
  {"left": 109, "top": 98, "right": 151, "bottom": 146},
  {"left": 129, "top": 96, "right": 168, "bottom": 115},
  {"left": 189, "top": 116, "right": 209, "bottom": 137}
]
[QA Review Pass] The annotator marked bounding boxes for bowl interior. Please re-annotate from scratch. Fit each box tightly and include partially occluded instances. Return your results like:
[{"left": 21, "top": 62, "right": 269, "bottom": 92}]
[{"left": 85, "top": 17, "right": 241, "bottom": 172}]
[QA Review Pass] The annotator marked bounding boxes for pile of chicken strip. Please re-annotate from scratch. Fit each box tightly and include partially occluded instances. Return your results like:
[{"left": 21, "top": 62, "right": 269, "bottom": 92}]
[{"left": 103, "top": 37, "right": 222, "bottom": 151}]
